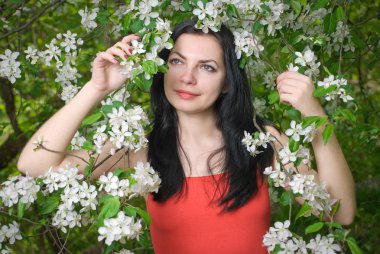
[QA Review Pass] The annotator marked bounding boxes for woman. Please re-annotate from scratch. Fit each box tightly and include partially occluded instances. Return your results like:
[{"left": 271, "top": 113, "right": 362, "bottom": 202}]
[{"left": 17, "top": 20, "right": 356, "bottom": 253}]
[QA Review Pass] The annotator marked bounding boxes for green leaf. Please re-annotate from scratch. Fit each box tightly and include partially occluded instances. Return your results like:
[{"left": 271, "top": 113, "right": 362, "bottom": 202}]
[
  {"left": 239, "top": 55, "right": 248, "bottom": 68},
  {"left": 17, "top": 202, "right": 25, "bottom": 219},
  {"left": 135, "top": 206, "right": 151, "bottom": 226},
  {"left": 331, "top": 201, "right": 341, "bottom": 217},
  {"left": 322, "top": 123, "right": 334, "bottom": 144},
  {"left": 313, "top": 85, "right": 336, "bottom": 98},
  {"left": 142, "top": 78, "right": 153, "bottom": 92},
  {"left": 82, "top": 112, "right": 102, "bottom": 126},
  {"left": 101, "top": 105, "right": 114, "bottom": 114},
  {"left": 268, "top": 91, "right": 280, "bottom": 104},
  {"left": 251, "top": 21, "right": 263, "bottom": 34},
  {"left": 290, "top": 0, "right": 302, "bottom": 15},
  {"left": 158, "top": 64, "right": 168, "bottom": 74},
  {"left": 131, "top": 19, "right": 145, "bottom": 34},
  {"left": 339, "top": 109, "right": 356, "bottom": 123},
  {"left": 287, "top": 109, "right": 301, "bottom": 122},
  {"left": 98, "top": 196, "right": 120, "bottom": 226},
  {"left": 289, "top": 138, "right": 300, "bottom": 152},
  {"left": 39, "top": 196, "right": 60, "bottom": 215},
  {"left": 142, "top": 60, "right": 158, "bottom": 75},
  {"left": 123, "top": 13, "right": 133, "bottom": 33},
  {"left": 324, "top": 12, "right": 337, "bottom": 34},
  {"left": 81, "top": 140, "right": 93, "bottom": 150},
  {"left": 103, "top": 242, "right": 116, "bottom": 254},
  {"left": 124, "top": 205, "right": 137, "bottom": 218},
  {"left": 295, "top": 202, "right": 312, "bottom": 221},
  {"left": 226, "top": 4, "right": 239, "bottom": 18},
  {"left": 347, "top": 237, "right": 363, "bottom": 254},
  {"left": 305, "top": 222, "right": 324, "bottom": 234},
  {"left": 335, "top": 6, "right": 345, "bottom": 21},
  {"left": 280, "top": 191, "right": 294, "bottom": 206},
  {"left": 311, "top": 0, "right": 329, "bottom": 11},
  {"left": 112, "top": 100, "right": 124, "bottom": 108},
  {"left": 302, "top": 116, "right": 321, "bottom": 128},
  {"left": 97, "top": 11, "right": 110, "bottom": 26}
]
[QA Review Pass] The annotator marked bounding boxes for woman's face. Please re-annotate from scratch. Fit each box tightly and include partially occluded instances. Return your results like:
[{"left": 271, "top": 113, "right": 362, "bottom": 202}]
[{"left": 164, "top": 33, "right": 226, "bottom": 116}]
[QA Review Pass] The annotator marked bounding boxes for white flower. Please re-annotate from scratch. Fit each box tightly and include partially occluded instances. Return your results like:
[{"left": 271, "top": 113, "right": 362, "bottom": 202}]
[
  {"left": 60, "top": 31, "right": 78, "bottom": 53},
  {"left": 278, "top": 145, "right": 297, "bottom": 164},
  {"left": 306, "top": 234, "right": 342, "bottom": 254},
  {"left": 78, "top": 7, "right": 99, "bottom": 32},
  {"left": 61, "top": 84, "right": 79, "bottom": 103},
  {"left": 24, "top": 46, "right": 39, "bottom": 64},
  {"left": 70, "top": 131, "right": 86, "bottom": 150},
  {"left": 0, "top": 222, "right": 22, "bottom": 245},
  {"left": 233, "top": 29, "right": 264, "bottom": 59},
  {"left": 98, "top": 212, "right": 142, "bottom": 245},
  {"left": 242, "top": 131, "right": 274, "bottom": 157},
  {"left": 193, "top": 1, "right": 215, "bottom": 20},
  {"left": 285, "top": 121, "right": 303, "bottom": 142},
  {"left": 0, "top": 49, "right": 22, "bottom": 84},
  {"left": 0, "top": 175, "right": 40, "bottom": 208},
  {"left": 131, "top": 39, "right": 146, "bottom": 55},
  {"left": 130, "top": 162, "right": 161, "bottom": 196}
]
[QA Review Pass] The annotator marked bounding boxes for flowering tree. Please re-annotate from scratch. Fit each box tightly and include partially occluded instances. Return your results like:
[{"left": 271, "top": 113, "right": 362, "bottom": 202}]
[{"left": 1, "top": 0, "right": 378, "bottom": 253}]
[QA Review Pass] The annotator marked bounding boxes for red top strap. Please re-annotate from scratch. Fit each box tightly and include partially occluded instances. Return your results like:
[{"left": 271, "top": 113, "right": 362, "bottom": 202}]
[{"left": 147, "top": 173, "right": 270, "bottom": 254}]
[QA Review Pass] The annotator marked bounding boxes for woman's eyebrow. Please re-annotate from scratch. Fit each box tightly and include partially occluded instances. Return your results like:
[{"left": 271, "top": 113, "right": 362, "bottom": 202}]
[{"left": 170, "top": 51, "right": 220, "bottom": 67}]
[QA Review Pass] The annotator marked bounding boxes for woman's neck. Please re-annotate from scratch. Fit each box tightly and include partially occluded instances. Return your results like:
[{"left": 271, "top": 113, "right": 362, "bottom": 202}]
[{"left": 177, "top": 110, "right": 221, "bottom": 144}]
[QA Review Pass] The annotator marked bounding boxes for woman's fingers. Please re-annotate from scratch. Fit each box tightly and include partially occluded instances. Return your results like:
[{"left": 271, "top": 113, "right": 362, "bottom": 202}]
[
  {"left": 106, "top": 47, "right": 128, "bottom": 61},
  {"left": 121, "top": 34, "right": 140, "bottom": 44},
  {"left": 276, "top": 70, "right": 312, "bottom": 85},
  {"left": 94, "top": 52, "right": 119, "bottom": 65}
]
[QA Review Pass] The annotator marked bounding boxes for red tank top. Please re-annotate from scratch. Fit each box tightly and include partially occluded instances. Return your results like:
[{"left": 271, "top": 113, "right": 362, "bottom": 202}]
[{"left": 146, "top": 173, "right": 270, "bottom": 254}]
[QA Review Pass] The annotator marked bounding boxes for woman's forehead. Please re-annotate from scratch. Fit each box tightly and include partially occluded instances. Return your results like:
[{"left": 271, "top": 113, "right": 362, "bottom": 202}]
[{"left": 171, "top": 33, "right": 224, "bottom": 61}]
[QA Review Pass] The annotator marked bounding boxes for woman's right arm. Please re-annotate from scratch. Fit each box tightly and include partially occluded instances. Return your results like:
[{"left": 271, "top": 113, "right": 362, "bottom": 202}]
[{"left": 17, "top": 34, "right": 141, "bottom": 178}]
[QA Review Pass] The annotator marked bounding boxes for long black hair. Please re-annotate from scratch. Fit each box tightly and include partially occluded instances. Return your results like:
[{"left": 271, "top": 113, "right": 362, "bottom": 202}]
[{"left": 148, "top": 20, "right": 274, "bottom": 211}]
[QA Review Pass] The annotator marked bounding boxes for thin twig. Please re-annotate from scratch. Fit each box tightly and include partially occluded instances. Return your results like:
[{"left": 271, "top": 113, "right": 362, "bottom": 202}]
[{"left": 0, "top": 0, "right": 66, "bottom": 40}]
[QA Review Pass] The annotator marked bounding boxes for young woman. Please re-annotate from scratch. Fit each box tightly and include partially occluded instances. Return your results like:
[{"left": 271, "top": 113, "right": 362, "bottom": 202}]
[{"left": 17, "top": 20, "right": 355, "bottom": 253}]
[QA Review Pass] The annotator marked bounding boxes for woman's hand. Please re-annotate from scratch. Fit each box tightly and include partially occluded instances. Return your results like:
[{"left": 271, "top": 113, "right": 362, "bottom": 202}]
[
  {"left": 276, "top": 71, "right": 325, "bottom": 117},
  {"left": 89, "top": 34, "right": 140, "bottom": 94}
]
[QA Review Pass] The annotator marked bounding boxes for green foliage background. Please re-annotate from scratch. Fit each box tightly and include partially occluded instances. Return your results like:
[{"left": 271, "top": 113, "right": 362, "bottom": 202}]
[{"left": 0, "top": 0, "right": 379, "bottom": 253}]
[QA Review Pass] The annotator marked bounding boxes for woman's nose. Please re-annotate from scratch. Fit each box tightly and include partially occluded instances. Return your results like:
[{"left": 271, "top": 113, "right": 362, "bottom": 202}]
[{"left": 179, "top": 66, "right": 197, "bottom": 86}]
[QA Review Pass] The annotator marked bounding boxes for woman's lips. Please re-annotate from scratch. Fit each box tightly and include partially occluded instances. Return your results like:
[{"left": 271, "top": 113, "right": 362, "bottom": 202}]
[{"left": 175, "top": 90, "right": 200, "bottom": 99}]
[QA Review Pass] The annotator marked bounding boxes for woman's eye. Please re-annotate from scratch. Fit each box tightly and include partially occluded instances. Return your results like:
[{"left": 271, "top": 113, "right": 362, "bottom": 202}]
[
  {"left": 202, "top": 64, "right": 216, "bottom": 72},
  {"left": 169, "top": 58, "right": 182, "bottom": 65}
]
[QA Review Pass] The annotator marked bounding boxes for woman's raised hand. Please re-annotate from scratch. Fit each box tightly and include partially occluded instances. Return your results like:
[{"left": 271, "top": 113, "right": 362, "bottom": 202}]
[
  {"left": 275, "top": 71, "right": 326, "bottom": 117},
  {"left": 89, "top": 34, "right": 140, "bottom": 94}
]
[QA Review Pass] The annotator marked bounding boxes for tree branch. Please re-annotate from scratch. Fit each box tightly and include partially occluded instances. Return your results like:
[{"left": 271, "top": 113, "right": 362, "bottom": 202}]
[{"left": 0, "top": 0, "right": 66, "bottom": 40}]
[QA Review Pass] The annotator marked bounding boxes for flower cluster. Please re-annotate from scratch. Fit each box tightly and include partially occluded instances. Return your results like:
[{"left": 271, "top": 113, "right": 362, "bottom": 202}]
[
  {"left": 107, "top": 105, "right": 149, "bottom": 154},
  {"left": 99, "top": 172, "right": 131, "bottom": 197},
  {"left": 278, "top": 144, "right": 311, "bottom": 166},
  {"left": 294, "top": 47, "right": 321, "bottom": 77},
  {"left": 0, "top": 175, "right": 40, "bottom": 208},
  {"left": 260, "top": 0, "right": 287, "bottom": 36},
  {"left": 317, "top": 75, "right": 354, "bottom": 103},
  {"left": 99, "top": 162, "right": 161, "bottom": 198},
  {"left": 233, "top": 28, "right": 264, "bottom": 59},
  {"left": 285, "top": 120, "right": 317, "bottom": 143},
  {"left": 263, "top": 220, "right": 342, "bottom": 253},
  {"left": 98, "top": 211, "right": 142, "bottom": 246},
  {"left": 242, "top": 131, "right": 274, "bottom": 157},
  {"left": 326, "top": 21, "right": 355, "bottom": 54},
  {"left": 192, "top": 0, "right": 228, "bottom": 33},
  {"left": 0, "top": 49, "right": 21, "bottom": 84},
  {"left": 78, "top": 6, "right": 99, "bottom": 32},
  {"left": 264, "top": 164, "right": 335, "bottom": 215},
  {"left": 24, "top": 30, "right": 84, "bottom": 103},
  {"left": 0, "top": 221, "right": 22, "bottom": 251},
  {"left": 130, "top": 162, "right": 161, "bottom": 196},
  {"left": 39, "top": 165, "right": 97, "bottom": 233}
]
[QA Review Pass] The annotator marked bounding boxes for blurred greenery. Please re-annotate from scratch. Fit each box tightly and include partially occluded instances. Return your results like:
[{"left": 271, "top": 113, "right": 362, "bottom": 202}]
[{"left": 0, "top": 0, "right": 379, "bottom": 253}]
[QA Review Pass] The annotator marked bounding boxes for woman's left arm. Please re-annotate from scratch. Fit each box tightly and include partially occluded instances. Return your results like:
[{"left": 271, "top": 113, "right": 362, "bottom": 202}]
[{"left": 274, "top": 71, "right": 356, "bottom": 225}]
